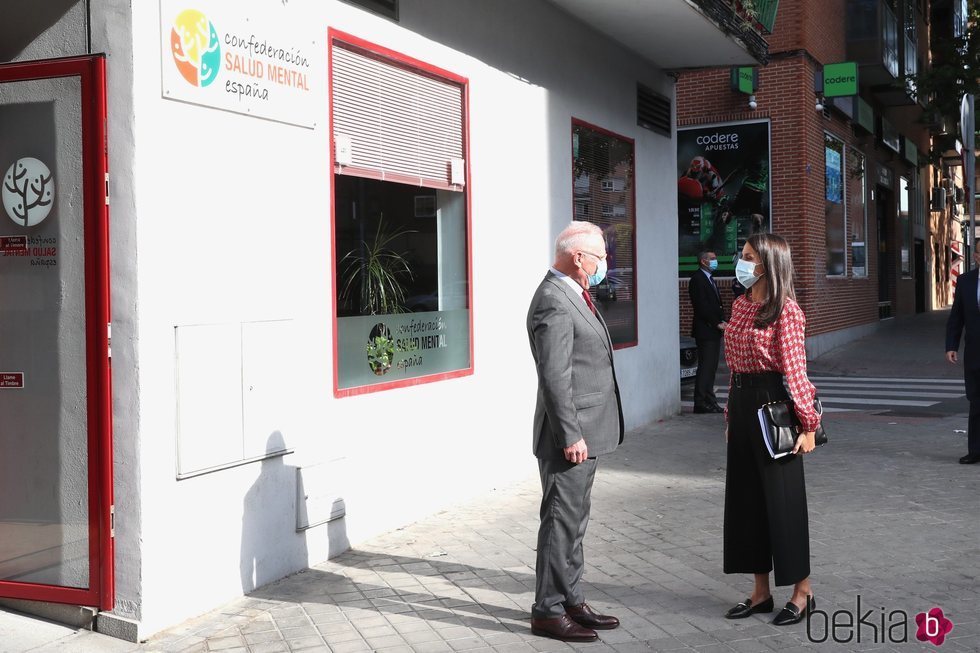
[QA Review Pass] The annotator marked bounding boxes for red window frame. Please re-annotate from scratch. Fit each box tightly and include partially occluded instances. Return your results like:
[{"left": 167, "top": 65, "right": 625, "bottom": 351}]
[
  {"left": 0, "top": 55, "right": 113, "bottom": 611},
  {"left": 328, "top": 29, "right": 474, "bottom": 397},
  {"left": 571, "top": 118, "right": 639, "bottom": 350}
]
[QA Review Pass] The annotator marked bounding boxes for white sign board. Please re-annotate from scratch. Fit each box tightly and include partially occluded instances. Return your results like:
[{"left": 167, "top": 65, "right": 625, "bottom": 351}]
[{"left": 160, "top": 1, "right": 319, "bottom": 128}]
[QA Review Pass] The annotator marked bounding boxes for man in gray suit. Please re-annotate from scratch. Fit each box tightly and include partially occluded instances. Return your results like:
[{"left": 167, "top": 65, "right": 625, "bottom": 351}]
[{"left": 526, "top": 221, "right": 625, "bottom": 642}]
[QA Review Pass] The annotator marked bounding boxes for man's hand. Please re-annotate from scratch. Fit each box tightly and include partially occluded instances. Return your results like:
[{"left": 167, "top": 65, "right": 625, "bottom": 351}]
[
  {"left": 946, "top": 350, "right": 958, "bottom": 364},
  {"left": 718, "top": 321, "right": 728, "bottom": 331},
  {"left": 564, "top": 438, "right": 588, "bottom": 464},
  {"left": 791, "top": 431, "right": 816, "bottom": 455}
]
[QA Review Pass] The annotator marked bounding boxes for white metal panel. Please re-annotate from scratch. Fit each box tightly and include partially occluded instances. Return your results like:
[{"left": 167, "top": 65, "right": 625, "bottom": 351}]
[
  {"left": 242, "top": 320, "right": 296, "bottom": 459},
  {"left": 175, "top": 323, "right": 243, "bottom": 473}
]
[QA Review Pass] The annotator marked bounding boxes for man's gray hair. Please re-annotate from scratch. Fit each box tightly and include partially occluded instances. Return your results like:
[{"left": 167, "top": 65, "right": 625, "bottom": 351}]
[
  {"left": 698, "top": 250, "right": 715, "bottom": 262},
  {"left": 555, "top": 221, "right": 604, "bottom": 258}
]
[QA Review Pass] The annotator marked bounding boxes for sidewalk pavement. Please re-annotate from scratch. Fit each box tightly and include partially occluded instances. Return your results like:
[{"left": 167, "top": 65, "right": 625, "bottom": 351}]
[
  {"left": 808, "top": 309, "right": 958, "bottom": 379},
  {"left": 4, "top": 310, "right": 979, "bottom": 652}
]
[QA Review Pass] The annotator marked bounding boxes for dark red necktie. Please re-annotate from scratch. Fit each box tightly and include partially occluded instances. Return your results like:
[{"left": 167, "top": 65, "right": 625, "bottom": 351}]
[{"left": 582, "top": 290, "right": 597, "bottom": 315}]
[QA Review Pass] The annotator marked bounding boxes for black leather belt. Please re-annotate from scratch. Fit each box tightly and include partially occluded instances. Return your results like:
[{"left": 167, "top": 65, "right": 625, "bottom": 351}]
[{"left": 731, "top": 371, "right": 784, "bottom": 389}]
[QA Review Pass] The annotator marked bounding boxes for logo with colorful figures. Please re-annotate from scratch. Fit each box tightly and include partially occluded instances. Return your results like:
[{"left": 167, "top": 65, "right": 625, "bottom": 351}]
[
  {"left": 2, "top": 157, "right": 55, "bottom": 227},
  {"left": 171, "top": 9, "right": 221, "bottom": 88}
]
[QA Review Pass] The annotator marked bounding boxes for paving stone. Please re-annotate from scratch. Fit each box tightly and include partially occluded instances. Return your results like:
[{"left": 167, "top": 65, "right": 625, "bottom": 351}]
[
  {"left": 203, "top": 635, "right": 245, "bottom": 651},
  {"left": 248, "top": 643, "right": 290, "bottom": 653},
  {"left": 244, "top": 630, "right": 284, "bottom": 645},
  {"left": 321, "top": 628, "right": 366, "bottom": 645},
  {"left": 408, "top": 640, "right": 455, "bottom": 653}
]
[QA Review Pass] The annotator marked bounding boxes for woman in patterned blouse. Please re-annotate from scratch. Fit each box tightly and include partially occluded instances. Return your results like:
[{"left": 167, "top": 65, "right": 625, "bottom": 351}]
[{"left": 721, "top": 233, "right": 820, "bottom": 627}]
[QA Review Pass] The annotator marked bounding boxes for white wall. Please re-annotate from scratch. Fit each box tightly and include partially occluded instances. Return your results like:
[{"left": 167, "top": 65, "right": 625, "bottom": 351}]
[{"left": 119, "top": 0, "right": 680, "bottom": 636}]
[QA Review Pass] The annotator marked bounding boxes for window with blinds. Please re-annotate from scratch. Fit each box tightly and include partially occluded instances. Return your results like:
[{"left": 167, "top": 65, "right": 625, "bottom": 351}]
[
  {"left": 571, "top": 120, "right": 638, "bottom": 348},
  {"left": 330, "top": 33, "right": 472, "bottom": 396},
  {"left": 332, "top": 41, "right": 465, "bottom": 190}
]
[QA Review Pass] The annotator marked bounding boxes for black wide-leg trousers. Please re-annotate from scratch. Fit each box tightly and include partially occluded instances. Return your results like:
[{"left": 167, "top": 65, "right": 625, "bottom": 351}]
[{"left": 724, "top": 375, "right": 810, "bottom": 587}]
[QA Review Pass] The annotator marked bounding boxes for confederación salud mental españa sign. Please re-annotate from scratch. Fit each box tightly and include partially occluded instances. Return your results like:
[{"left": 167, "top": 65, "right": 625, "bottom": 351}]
[{"left": 160, "top": 1, "right": 319, "bottom": 128}]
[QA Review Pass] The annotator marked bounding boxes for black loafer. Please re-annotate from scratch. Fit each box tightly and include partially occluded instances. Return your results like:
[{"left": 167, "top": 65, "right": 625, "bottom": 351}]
[
  {"left": 959, "top": 453, "right": 980, "bottom": 464},
  {"left": 772, "top": 596, "right": 815, "bottom": 626},
  {"left": 724, "top": 596, "right": 774, "bottom": 619}
]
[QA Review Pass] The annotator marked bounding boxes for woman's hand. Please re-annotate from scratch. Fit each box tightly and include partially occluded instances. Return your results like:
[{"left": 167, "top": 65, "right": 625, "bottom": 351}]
[{"left": 791, "top": 431, "right": 816, "bottom": 455}]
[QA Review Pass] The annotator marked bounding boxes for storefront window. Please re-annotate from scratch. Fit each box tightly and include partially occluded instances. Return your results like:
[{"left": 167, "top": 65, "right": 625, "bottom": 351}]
[
  {"left": 572, "top": 120, "right": 637, "bottom": 347},
  {"left": 900, "top": 175, "right": 912, "bottom": 277},
  {"left": 849, "top": 150, "right": 867, "bottom": 277},
  {"left": 331, "top": 34, "right": 471, "bottom": 395},
  {"left": 825, "top": 133, "right": 846, "bottom": 276}
]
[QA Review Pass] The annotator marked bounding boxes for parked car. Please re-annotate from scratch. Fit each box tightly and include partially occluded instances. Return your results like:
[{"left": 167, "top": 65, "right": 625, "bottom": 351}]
[{"left": 680, "top": 336, "right": 698, "bottom": 383}]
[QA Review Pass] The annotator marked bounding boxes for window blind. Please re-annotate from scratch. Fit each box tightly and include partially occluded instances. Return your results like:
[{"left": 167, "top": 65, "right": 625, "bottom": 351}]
[{"left": 332, "top": 41, "right": 465, "bottom": 190}]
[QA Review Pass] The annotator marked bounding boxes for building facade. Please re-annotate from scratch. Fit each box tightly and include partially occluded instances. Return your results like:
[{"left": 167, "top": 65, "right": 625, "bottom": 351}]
[
  {"left": 0, "top": 0, "right": 770, "bottom": 640},
  {"left": 677, "top": 0, "right": 940, "bottom": 356}
]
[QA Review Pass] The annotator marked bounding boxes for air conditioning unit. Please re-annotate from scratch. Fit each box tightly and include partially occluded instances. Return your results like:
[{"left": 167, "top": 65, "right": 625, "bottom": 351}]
[{"left": 931, "top": 187, "right": 947, "bottom": 210}]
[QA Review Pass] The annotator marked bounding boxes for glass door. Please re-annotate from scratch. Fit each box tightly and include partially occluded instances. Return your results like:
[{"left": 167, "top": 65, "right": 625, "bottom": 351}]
[{"left": 0, "top": 56, "right": 113, "bottom": 610}]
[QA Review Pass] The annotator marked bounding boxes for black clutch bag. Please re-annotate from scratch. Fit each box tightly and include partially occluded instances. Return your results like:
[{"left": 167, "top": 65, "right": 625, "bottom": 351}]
[{"left": 757, "top": 397, "right": 827, "bottom": 459}]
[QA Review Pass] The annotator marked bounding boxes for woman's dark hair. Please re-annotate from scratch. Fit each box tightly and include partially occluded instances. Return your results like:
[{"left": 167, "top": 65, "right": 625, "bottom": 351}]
[{"left": 747, "top": 233, "right": 796, "bottom": 329}]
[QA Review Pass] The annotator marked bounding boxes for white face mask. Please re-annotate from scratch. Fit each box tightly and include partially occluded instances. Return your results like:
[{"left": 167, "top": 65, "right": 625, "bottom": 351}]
[{"left": 735, "top": 258, "right": 761, "bottom": 288}]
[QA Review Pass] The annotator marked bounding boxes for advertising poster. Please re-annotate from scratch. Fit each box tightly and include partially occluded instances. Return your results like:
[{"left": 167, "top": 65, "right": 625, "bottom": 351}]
[{"left": 677, "top": 120, "right": 770, "bottom": 277}]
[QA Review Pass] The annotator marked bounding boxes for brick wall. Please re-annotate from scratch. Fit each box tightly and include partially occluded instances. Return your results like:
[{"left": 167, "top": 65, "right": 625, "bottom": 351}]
[{"left": 677, "top": 0, "right": 928, "bottom": 341}]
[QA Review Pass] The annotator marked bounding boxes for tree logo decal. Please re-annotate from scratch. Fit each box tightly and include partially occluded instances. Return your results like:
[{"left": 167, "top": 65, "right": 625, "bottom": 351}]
[
  {"left": 171, "top": 9, "right": 221, "bottom": 88},
  {"left": 2, "top": 158, "right": 55, "bottom": 227}
]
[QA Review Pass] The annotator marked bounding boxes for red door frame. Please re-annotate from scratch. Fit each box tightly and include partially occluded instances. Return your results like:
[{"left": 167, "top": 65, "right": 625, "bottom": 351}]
[{"left": 0, "top": 55, "right": 113, "bottom": 611}]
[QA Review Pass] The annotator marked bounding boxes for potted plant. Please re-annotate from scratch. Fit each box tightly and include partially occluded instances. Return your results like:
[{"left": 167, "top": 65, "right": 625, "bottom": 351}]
[
  {"left": 340, "top": 216, "right": 415, "bottom": 315},
  {"left": 366, "top": 332, "right": 395, "bottom": 375}
]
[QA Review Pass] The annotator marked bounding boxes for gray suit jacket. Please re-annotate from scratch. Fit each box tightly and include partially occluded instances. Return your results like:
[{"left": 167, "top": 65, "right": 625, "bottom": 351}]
[{"left": 527, "top": 271, "right": 625, "bottom": 460}]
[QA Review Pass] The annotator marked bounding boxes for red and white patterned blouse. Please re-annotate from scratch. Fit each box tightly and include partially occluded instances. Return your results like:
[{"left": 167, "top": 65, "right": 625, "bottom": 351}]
[{"left": 724, "top": 295, "right": 820, "bottom": 431}]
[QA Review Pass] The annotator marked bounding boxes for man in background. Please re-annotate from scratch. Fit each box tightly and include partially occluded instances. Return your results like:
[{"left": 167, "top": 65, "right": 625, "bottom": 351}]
[
  {"left": 945, "top": 248, "right": 980, "bottom": 464},
  {"left": 689, "top": 250, "right": 726, "bottom": 414}
]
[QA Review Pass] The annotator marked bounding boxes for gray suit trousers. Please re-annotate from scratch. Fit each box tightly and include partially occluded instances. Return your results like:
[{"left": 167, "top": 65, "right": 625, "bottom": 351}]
[{"left": 532, "top": 457, "right": 597, "bottom": 618}]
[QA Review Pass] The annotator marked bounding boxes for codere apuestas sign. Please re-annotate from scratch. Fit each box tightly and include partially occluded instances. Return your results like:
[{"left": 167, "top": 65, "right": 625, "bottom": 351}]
[{"left": 821, "top": 62, "right": 858, "bottom": 98}]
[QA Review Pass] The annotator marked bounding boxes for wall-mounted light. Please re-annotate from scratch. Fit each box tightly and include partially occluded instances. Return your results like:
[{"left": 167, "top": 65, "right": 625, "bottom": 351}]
[
  {"left": 748, "top": 94, "right": 758, "bottom": 110},
  {"left": 815, "top": 96, "right": 825, "bottom": 112}
]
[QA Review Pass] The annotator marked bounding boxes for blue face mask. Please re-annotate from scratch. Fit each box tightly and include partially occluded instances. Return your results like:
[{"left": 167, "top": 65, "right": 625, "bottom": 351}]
[
  {"left": 587, "top": 257, "right": 607, "bottom": 287},
  {"left": 708, "top": 259, "right": 718, "bottom": 272}
]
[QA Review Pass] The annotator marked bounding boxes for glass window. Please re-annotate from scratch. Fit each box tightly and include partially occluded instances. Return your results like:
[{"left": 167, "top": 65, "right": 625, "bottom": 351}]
[
  {"left": 849, "top": 150, "right": 868, "bottom": 277},
  {"left": 900, "top": 175, "right": 912, "bottom": 277},
  {"left": 904, "top": 0, "right": 916, "bottom": 41},
  {"left": 572, "top": 121, "right": 637, "bottom": 347},
  {"left": 334, "top": 179, "right": 469, "bottom": 391},
  {"left": 825, "top": 133, "right": 847, "bottom": 276},
  {"left": 880, "top": 2, "right": 899, "bottom": 78},
  {"left": 331, "top": 37, "right": 470, "bottom": 395},
  {"left": 954, "top": 0, "right": 968, "bottom": 37}
]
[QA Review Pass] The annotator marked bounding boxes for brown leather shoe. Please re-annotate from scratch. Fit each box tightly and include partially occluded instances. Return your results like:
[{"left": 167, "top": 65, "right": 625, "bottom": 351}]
[
  {"left": 565, "top": 603, "right": 620, "bottom": 630},
  {"left": 530, "top": 614, "right": 599, "bottom": 642}
]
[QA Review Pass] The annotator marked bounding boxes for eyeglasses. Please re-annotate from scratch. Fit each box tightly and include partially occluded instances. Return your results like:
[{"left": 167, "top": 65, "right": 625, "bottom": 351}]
[{"left": 579, "top": 250, "right": 606, "bottom": 261}]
